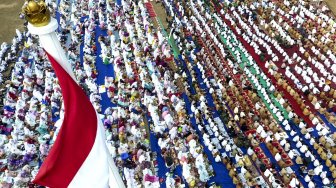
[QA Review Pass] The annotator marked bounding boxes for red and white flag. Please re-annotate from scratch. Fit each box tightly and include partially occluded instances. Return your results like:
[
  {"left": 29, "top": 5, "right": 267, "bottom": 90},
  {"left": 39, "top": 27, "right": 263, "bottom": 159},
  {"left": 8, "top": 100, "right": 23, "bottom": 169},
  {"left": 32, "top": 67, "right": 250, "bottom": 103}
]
[{"left": 33, "top": 51, "right": 125, "bottom": 188}]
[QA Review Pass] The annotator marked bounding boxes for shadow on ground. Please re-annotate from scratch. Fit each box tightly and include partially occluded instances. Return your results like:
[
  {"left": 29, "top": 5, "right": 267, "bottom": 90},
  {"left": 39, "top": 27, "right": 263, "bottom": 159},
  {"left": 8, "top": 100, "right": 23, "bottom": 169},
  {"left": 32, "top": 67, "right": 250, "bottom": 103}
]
[{"left": 0, "top": 0, "right": 25, "bottom": 43}]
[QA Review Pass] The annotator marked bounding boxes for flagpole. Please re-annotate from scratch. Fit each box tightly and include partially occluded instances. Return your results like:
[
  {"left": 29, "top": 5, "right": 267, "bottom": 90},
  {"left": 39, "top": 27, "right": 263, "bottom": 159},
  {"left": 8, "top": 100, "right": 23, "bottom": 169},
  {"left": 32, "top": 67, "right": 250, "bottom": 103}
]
[
  {"left": 27, "top": 17, "right": 77, "bottom": 81},
  {"left": 22, "top": 0, "right": 125, "bottom": 188}
]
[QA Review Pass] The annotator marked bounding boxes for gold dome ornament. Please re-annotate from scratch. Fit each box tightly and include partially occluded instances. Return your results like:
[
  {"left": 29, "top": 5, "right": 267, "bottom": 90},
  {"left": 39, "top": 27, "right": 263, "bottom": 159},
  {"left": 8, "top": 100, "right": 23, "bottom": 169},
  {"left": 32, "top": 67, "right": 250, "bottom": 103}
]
[{"left": 22, "top": 0, "right": 51, "bottom": 27}]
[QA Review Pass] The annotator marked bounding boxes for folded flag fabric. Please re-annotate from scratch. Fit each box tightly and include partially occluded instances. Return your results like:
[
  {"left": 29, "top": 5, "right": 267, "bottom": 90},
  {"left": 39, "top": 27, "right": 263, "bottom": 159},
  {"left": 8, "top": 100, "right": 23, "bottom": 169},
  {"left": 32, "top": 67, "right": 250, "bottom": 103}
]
[{"left": 33, "top": 51, "right": 125, "bottom": 188}]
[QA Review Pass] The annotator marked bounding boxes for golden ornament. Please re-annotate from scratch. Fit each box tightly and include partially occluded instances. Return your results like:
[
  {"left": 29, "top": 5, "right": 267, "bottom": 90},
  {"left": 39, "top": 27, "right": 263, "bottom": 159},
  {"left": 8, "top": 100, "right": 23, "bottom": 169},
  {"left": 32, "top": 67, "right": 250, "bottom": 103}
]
[{"left": 22, "top": 0, "right": 51, "bottom": 27}]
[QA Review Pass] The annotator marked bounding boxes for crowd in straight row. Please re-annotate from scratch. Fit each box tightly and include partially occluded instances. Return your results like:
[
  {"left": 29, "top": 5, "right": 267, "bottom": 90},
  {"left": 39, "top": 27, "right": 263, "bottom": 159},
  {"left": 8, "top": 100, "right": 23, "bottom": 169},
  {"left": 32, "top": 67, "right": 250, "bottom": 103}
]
[
  {"left": 162, "top": 0, "right": 336, "bottom": 187},
  {"left": 0, "top": 0, "right": 335, "bottom": 187}
]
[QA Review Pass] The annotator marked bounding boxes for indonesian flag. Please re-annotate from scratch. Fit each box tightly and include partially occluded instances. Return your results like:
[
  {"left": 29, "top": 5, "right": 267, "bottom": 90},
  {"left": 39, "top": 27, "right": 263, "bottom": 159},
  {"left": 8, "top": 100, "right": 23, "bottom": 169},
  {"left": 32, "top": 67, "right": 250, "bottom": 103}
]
[{"left": 32, "top": 51, "right": 125, "bottom": 188}]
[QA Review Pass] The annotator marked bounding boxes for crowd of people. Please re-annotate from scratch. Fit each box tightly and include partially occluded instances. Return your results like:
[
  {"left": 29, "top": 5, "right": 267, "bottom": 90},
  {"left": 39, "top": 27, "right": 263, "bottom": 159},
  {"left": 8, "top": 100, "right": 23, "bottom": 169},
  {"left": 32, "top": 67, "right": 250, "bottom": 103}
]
[
  {"left": 161, "top": 0, "right": 336, "bottom": 187},
  {"left": 0, "top": 0, "right": 335, "bottom": 187}
]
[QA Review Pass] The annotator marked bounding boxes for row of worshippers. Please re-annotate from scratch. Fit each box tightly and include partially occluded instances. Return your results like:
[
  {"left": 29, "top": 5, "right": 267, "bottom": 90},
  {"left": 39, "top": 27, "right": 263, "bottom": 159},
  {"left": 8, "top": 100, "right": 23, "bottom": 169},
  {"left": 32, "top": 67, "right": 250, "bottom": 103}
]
[
  {"left": 0, "top": 27, "right": 64, "bottom": 187},
  {"left": 1, "top": 0, "right": 335, "bottom": 187},
  {"left": 163, "top": 0, "right": 281, "bottom": 187},
  {"left": 99, "top": 0, "right": 219, "bottom": 187},
  {"left": 101, "top": 2, "right": 160, "bottom": 187},
  {"left": 0, "top": 0, "right": 103, "bottom": 186},
  {"left": 225, "top": 0, "right": 336, "bottom": 123},
  {"left": 215, "top": 0, "right": 335, "bottom": 186},
  {"left": 226, "top": 0, "right": 335, "bottom": 186},
  {"left": 215, "top": 1, "right": 336, "bottom": 184},
  {"left": 163, "top": 0, "right": 335, "bottom": 187},
  {"left": 0, "top": 30, "right": 24, "bottom": 87},
  {"left": 192, "top": 2, "right": 302, "bottom": 187}
]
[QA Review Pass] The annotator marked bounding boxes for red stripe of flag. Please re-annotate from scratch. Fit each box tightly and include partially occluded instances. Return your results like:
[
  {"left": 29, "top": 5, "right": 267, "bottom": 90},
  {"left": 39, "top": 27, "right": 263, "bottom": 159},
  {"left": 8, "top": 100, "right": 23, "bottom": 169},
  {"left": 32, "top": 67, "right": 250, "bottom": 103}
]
[{"left": 33, "top": 51, "right": 97, "bottom": 187}]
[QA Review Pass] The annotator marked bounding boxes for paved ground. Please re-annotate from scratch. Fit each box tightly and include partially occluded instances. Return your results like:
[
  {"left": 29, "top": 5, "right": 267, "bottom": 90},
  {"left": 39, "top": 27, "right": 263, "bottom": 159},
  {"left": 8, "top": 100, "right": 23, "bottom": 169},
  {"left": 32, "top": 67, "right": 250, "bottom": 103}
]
[
  {"left": 151, "top": 1, "right": 169, "bottom": 30},
  {"left": 325, "top": 0, "right": 336, "bottom": 15},
  {"left": 0, "top": 0, "right": 25, "bottom": 43}
]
